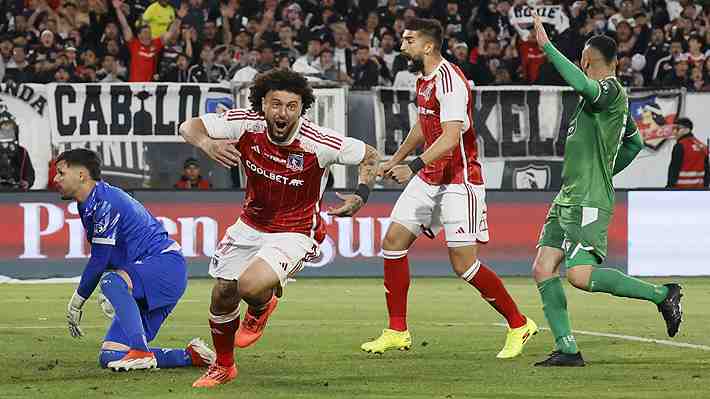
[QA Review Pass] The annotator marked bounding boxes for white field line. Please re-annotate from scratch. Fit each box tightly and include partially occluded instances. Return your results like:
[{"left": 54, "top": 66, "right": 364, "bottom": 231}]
[{"left": 491, "top": 322, "right": 710, "bottom": 351}]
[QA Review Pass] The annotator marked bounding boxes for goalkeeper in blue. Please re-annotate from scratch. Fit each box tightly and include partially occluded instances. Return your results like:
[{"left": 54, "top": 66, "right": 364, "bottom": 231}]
[{"left": 54, "top": 148, "right": 215, "bottom": 371}]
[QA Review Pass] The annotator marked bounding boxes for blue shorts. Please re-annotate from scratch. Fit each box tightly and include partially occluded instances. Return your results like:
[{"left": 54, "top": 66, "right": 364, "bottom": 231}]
[{"left": 104, "top": 249, "right": 187, "bottom": 345}]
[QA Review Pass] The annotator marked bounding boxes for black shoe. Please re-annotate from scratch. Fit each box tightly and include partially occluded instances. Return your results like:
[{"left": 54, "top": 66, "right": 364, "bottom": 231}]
[
  {"left": 533, "top": 351, "right": 585, "bottom": 367},
  {"left": 657, "top": 283, "right": 683, "bottom": 337}
]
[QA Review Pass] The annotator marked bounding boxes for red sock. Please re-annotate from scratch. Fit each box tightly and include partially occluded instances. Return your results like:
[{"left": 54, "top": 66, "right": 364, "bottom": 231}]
[
  {"left": 384, "top": 254, "right": 410, "bottom": 331},
  {"left": 467, "top": 263, "right": 526, "bottom": 329},
  {"left": 209, "top": 317, "right": 239, "bottom": 367}
]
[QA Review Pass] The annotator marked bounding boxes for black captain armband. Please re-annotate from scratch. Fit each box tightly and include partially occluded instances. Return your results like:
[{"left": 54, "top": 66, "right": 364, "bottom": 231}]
[
  {"left": 408, "top": 157, "right": 426, "bottom": 175},
  {"left": 354, "top": 183, "right": 371, "bottom": 203}
]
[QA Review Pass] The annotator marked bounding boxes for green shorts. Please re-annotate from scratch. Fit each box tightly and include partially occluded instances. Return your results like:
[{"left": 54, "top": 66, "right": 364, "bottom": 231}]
[{"left": 537, "top": 204, "right": 611, "bottom": 268}]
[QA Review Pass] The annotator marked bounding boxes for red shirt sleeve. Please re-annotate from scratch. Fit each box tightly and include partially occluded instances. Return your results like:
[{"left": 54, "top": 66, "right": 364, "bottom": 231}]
[{"left": 152, "top": 37, "right": 164, "bottom": 51}]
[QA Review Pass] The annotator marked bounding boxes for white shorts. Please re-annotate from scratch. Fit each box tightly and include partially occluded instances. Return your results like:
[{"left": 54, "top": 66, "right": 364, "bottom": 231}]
[
  {"left": 209, "top": 219, "right": 320, "bottom": 287},
  {"left": 390, "top": 175, "right": 489, "bottom": 246}
]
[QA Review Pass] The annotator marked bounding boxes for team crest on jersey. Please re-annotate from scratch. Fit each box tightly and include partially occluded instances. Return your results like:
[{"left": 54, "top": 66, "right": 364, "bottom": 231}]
[
  {"left": 287, "top": 153, "right": 304, "bottom": 171},
  {"left": 513, "top": 165, "right": 551, "bottom": 189},
  {"left": 419, "top": 82, "right": 434, "bottom": 101}
]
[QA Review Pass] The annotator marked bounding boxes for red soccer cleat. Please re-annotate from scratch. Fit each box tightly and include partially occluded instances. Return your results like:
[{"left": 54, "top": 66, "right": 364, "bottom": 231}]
[
  {"left": 192, "top": 363, "right": 238, "bottom": 388},
  {"left": 235, "top": 295, "right": 278, "bottom": 348}
]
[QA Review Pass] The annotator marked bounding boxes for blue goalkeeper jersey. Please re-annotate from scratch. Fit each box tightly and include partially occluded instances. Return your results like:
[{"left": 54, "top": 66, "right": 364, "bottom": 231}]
[
  {"left": 78, "top": 181, "right": 174, "bottom": 263},
  {"left": 76, "top": 181, "right": 178, "bottom": 299}
]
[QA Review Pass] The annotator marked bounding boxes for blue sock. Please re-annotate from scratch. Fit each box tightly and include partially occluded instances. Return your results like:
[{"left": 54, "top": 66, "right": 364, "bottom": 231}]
[
  {"left": 100, "top": 273, "right": 149, "bottom": 352},
  {"left": 99, "top": 349, "right": 192, "bottom": 369}
]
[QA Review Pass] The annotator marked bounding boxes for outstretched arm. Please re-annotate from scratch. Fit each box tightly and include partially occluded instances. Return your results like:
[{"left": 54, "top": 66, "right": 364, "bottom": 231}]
[
  {"left": 532, "top": 13, "right": 601, "bottom": 103},
  {"left": 113, "top": 0, "right": 134, "bottom": 43}
]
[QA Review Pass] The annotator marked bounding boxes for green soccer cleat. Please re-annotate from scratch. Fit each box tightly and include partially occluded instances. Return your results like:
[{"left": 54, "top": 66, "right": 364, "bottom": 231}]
[{"left": 361, "top": 329, "right": 412, "bottom": 354}]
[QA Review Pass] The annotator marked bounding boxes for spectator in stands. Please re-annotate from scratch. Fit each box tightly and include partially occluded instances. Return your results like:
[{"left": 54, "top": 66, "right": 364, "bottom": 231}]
[
  {"left": 142, "top": 0, "right": 176, "bottom": 39},
  {"left": 174, "top": 158, "right": 212, "bottom": 190},
  {"left": 114, "top": 0, "right": 186, "bottom": 82},
  {"left": 231, "top": 49, "right": 260, "bottom": 83},
  {"left": 5, "top": 46, "right": 32, "bottom": 83},
  {"left": 97, "top": 54, "right": 123, "bottom": 82},
  {"left": 452, "top": 41, "right": 475, "bottom": 80},
  {"left": 351, "top": 45, "right": 379, "bottom": 89},
  {"left": 687, "top": 34, "right": 705, "bottom": 67},
  {"left": 653, "top": 39, "right": 684, "bottom": 83},
  {"left": 644, "top": 28, "right": 669, "bottom": 83},
  {"left": 689, "top": 66, "right": 705, "bottom": 91},
  {"left": 159, "top": 25, "right": 194, "bottom": 77},
  {"left": 377, "top": 30, "right": 400, "bottom": 80},
  {"left": 188, "top": 44, "right": 228, "bottom": 82},
  {"left": 275, "top": 25, "right": 302, "bottom": 61},
  {"left": 293, "top": 36, "right": 322, "bottom": 73},
  {"left": 318, "top": 48, "right": 341, "bottom": 81},
  {"left": 331, "top": 25, "right": 353, "bottom": 77},
  {"left": 662, "top": 55, "right": 690, "bottom": 87},
  {"left": 183, "top": 0, "right": 208, "bottom": 31},
  {"left": 256, "top": 46, "right": 275, "bottom": 72},
  {"left": 162, "top": 52, "right": 191, "bottom": 82},
  {"left": 54, "top": 65, "right": 72, "bottom": 82}
]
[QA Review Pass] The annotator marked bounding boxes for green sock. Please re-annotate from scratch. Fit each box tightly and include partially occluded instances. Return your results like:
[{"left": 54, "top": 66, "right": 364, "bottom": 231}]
[
  {"left": 537, "top": 277, "right": 578, "bottom": 354},
  {"left": 588, "top": 268, "right": 669, "bottom": 304}
]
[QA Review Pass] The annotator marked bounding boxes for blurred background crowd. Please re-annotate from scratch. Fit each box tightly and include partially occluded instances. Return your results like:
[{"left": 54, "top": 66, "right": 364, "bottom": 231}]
[{"left": 0, "top": 0, "right": 708, "bottom": 90}]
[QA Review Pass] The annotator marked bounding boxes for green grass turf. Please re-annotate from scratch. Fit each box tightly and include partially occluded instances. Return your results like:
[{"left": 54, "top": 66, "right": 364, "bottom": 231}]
[{"left": 1, "top": 277, "right": 709, "bottom": 399}]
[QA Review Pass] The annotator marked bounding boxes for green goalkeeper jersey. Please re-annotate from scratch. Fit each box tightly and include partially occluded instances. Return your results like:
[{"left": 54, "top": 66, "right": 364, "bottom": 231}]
[{"left": 542, "top": 43, "right": 641, "bottom": 212}]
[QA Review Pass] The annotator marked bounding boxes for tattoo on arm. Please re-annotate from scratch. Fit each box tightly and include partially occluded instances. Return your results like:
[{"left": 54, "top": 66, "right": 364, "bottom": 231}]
[{"left": 358, "top": 145, "right": 380, "bottom": 189}]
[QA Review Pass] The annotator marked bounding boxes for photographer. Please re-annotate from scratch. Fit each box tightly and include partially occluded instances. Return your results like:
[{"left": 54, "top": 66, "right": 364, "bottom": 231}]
[{"left": 0, "top": 118, "right": 34, "bottom": 191}]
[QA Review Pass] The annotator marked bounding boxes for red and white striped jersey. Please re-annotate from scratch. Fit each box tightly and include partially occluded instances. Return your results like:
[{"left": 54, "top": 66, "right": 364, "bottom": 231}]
[
  {"left": 415, "top": 59, "right": 483, "bottom": 185},
  {"left": 201, "top": 108, "right": 366, "bottom": 242}
]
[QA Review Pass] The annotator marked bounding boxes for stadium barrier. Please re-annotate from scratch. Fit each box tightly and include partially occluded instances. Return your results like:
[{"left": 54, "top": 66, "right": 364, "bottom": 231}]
[
  {"left": 1, "top": 190, "right": 631, "bottom": 279},
  {"left": 5, "top": 82, "right": 704, "bottom": 191}
]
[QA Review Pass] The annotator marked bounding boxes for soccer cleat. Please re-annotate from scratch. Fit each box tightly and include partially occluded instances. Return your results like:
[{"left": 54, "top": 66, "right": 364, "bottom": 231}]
[
  {"left": 107, "top": 349, "right": 158, "bottom": 371},
  {"left": 496, "top": 316, "right": 539, "bottom": 359},
  {"left": 235, "top": 295, "right": 278, "bottom": 348},
  {"left": 192, "top": 363, "right": 238, "bottom": 388},
  {"left": 657, "top": 283, "right": 683, "bottom": 337},
  {"left": 361, "top": 329, "right": 412, "bottom": 354},
  {"left": 533, "top": 351, "right": 586, "bottom": 367},
  {"left": 186, "top": 338, "right": 216, "bottom": 367}
]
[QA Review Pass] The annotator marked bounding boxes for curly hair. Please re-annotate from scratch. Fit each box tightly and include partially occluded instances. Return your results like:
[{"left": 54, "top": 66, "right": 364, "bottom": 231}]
[{"left": 248, "top": 69, "right": 316, "bottom": 116}]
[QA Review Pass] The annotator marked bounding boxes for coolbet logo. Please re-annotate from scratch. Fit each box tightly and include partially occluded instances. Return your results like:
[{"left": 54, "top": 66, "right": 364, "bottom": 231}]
[{"left": 244, "top": 159, "right": 296, "bottom": 185}]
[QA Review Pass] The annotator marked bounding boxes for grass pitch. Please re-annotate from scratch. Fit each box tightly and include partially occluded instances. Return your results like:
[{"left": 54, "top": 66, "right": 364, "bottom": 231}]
[{"left": 2, "top": 277, "right": 709, "bottom": 399}]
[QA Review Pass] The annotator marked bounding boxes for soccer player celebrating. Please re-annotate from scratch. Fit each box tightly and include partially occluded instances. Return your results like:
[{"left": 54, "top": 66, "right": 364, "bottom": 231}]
[
  {"left": 360, "top": 18, "right": 538, "bottom": 359},
  {"left": 180, "top": 69, "right": 379, "bottom": 387},
  {"left": 55, "top": 149, "right": 215, "bottom": 371},
  {"left": 530, "top": 14, "right": 683, "bottom": 367}
]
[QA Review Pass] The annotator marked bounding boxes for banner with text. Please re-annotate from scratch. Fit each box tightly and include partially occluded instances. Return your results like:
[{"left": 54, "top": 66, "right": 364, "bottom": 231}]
[
  {"left": 0, "top": 191, "right": 628, "bottom": 279},
  {"left": 374, "top": 86, "right": 689, "bottom": 189},
  {"left": 46, "top": 83, "right": 234, "bottom": 188}
]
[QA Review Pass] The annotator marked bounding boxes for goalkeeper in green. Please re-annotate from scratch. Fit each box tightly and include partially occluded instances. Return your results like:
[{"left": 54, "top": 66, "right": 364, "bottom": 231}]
[{"left": 530, "top": 14, "right": 683, "bottom": 367}]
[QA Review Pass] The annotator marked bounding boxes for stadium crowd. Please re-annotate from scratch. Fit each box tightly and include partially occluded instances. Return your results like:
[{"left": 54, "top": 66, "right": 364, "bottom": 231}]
[{"left": 0, "top": 0, "right": 708, "bottom": 90}]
